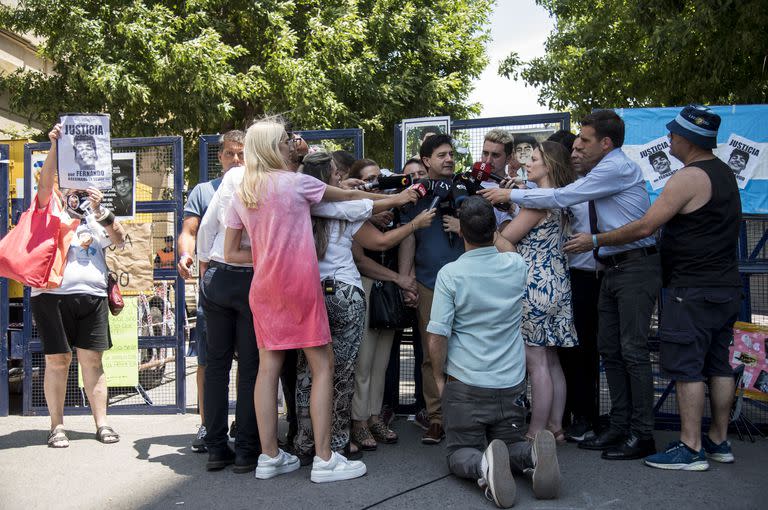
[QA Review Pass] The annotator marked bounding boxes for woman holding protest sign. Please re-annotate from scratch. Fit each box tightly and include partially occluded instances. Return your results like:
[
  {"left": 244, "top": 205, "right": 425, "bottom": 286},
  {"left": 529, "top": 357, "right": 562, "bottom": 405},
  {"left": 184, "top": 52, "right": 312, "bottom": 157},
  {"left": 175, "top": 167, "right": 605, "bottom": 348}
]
[{"left": 31, "top": 124, "right": 126, "bottom": 448}]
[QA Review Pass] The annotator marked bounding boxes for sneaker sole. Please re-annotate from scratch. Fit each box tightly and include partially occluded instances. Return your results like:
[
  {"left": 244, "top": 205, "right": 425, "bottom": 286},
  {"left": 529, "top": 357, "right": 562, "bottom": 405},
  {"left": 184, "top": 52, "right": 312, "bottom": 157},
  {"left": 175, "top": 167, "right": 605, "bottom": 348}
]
[
  {"left": 565, "top": 431, "right": 595, "bottom": 443},
  {"left": 421, "top": 436, "right": 444, "bottom": 445},
  {"left": 644, "top": 459, "right": 709, "bottom": 471},
  {"left": 532, "top": 431, "right": 561, "bottom": 500},
  {"left": 254, "top": 458, "right": 301, "bottom": 479},
  {"left": 486, "top": 439, "right": 516, "bottom": 508},
  {"left": 191, "top": 445, "right": 207, "bottom": 453},
  {"left": 706, "top": 452, "right": 734, "bottom": 463},
  {"left": 206, "top": 459, "right": 235, "bottom": 471},
  {"left": 310, "top": 463, "right": 367, "bottom": 483}
]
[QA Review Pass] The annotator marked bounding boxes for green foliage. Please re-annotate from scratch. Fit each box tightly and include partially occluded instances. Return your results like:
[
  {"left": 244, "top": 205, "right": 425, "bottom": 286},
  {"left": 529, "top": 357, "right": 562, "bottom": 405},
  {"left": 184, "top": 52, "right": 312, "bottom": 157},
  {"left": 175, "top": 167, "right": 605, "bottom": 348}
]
[
  {"left": 500, "top": 0, "right": 768, "bottom": 121},
  {"left": 0, "top": 0, "right": 493, "bottom": 181}
]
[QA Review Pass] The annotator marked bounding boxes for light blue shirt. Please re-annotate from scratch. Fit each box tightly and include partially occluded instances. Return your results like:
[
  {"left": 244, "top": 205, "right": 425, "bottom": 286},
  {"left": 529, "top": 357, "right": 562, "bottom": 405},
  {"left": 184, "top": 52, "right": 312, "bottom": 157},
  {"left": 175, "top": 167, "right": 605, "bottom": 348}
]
[
  {"left": 427, "top": 246, "right": 527, "bottom": 389},
  {"left": 566, "top": 174, "right": 602, "bottom": 271},
  {"left": 509, "top": 148, "right": 655, "bottom": 256}
]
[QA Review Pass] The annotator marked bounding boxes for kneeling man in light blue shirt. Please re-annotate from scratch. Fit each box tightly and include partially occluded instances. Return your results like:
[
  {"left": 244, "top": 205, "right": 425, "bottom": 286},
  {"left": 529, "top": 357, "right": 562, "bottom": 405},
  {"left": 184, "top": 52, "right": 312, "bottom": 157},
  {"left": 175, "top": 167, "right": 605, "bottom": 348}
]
[{"left": 427, "top": 196, "right": 561, "bottom": 508}]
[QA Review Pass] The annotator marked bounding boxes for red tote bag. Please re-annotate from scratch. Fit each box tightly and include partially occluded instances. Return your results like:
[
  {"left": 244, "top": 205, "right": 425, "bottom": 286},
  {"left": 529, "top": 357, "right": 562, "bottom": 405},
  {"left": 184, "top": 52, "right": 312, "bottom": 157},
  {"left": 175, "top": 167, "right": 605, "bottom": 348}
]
[{"left": 0, "top": 194, "right": 76, "bottom": 288}]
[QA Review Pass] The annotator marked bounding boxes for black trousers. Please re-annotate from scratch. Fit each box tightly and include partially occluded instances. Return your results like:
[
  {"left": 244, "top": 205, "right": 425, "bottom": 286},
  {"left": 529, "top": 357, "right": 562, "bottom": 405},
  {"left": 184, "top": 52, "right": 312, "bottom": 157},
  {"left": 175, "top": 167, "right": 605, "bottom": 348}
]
[
  {"left": 598, "top": 254, "right": 661, "bottom": 439},
  {"left": 559, "top": 268, "right": 602, "bottom": 428},
  {"left": 202, "top": 262, "right": 260, "bottom": 458}
]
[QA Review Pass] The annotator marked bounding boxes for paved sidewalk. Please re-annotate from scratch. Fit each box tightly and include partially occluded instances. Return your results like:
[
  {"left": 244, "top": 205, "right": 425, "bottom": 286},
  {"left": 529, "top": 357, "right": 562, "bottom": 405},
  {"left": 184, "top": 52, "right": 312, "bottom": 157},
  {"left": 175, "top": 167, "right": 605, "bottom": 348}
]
[{"left": 0, "top": 411, "right": 763, "bottom": 510}]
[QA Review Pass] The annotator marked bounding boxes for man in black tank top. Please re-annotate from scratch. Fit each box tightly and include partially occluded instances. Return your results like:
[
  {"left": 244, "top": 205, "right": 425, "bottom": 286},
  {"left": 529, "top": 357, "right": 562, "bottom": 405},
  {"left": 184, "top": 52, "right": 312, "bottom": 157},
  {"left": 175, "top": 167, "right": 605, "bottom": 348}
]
[{"left": 565, "top": 105, "right": 742, "bottom": 472}]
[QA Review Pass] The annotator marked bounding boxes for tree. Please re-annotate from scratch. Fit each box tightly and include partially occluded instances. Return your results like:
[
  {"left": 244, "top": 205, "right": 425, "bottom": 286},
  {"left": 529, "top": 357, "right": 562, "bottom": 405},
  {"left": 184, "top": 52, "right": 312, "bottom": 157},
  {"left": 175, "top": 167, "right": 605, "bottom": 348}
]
[
  {"left": 499, "top": 0, "right": 768, "bottom": 121},
  {"left": 0, "top": 0, "right": 493, "bottom": 178}
]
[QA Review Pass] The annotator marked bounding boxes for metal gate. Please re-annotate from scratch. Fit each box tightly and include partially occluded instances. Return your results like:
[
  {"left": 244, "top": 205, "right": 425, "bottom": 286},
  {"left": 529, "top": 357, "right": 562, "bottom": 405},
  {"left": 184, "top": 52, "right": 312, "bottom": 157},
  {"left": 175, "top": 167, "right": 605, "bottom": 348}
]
[
  {"left": 0, "top": 143, "right": 8, "bottom": 416},
  {"left": 20, "top": 136, "right": 186, "bottom": 415},
  {"left": 199, "top": 128, "right": 364, "bottom": 181}
]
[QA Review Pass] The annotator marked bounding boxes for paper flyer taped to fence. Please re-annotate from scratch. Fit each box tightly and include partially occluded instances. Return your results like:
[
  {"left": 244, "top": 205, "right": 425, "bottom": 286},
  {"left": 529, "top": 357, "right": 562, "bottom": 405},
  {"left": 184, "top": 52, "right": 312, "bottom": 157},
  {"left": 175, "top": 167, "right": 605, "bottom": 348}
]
[
  {"left": 105, "top": 223, "right": 153, "bottom": 294},
  {"left": 633, "top": 135, "right": 682, "bottom": 190},
  {"left": 716, "top": 134, "right": 765, "bottom": 190},
  {"left": 57, "top": 113, "right": 113, "bottom": 190},
  {"left": 730, "top": 322, "right": 768, "bottom": 401},
  {"left": 79, "top": 297, "right": 139, "bottom": 388},
  {"left": 102, "top": 153, "right": 136, "bottom": 219}
]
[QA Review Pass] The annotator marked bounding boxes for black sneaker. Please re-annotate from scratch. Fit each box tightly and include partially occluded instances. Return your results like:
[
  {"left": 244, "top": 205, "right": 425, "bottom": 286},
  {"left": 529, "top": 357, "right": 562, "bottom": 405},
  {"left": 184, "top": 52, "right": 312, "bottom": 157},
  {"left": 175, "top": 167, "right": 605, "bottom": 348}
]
[
  {"left": 565, "top": 419, "right": 595, "bottom": 443},
  {"left": 191, "top": 425, "right": 207, "bottom": 453},
  {"left": 206, "top": 447, "right": 235, "bottom": 471}
]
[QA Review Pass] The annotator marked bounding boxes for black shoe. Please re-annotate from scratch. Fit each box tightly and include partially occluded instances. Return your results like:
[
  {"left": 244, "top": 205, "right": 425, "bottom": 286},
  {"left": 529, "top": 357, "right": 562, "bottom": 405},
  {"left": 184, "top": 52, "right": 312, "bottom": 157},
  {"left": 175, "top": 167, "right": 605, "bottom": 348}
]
[
  {"left": 578, "top": 429, "right": 626, "bottom": 451},
  {"left": 602, "top": 435, "right": 656, "bottom": 460},
  {"left": 565, "top": 418, "right": 596, "bottom": 443},
  {"left": 229, "top": 421, "right": 238, "bottom": 440},
  {"left": 232, "top": 454, "right": 258, "bottom": 474},
  {"left": 339, "top": 442, "right": 363, "bottom": 461},
  {"left": 206, "top": 447, "right": 236, "bottom": 471}
]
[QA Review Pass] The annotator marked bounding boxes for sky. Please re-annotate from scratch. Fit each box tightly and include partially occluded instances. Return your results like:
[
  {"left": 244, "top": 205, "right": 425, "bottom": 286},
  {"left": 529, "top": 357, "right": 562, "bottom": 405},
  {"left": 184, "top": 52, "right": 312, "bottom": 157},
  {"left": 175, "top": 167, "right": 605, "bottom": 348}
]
[{"left": 468, "top": 1, "right": 555, "bottom": 118}]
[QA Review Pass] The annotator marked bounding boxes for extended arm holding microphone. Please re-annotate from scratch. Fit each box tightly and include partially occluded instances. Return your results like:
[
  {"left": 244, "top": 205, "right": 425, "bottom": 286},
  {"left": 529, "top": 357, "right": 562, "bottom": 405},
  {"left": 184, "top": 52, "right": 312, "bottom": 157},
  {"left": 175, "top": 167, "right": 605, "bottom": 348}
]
[{"left": 322, "top": 185, "right": 418, "bottom": 213}]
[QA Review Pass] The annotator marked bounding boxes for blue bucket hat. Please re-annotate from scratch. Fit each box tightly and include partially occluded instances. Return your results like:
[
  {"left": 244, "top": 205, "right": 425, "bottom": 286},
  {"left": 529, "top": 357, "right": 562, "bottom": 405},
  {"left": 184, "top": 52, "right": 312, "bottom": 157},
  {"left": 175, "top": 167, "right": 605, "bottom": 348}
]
[{"left": 666, "top": 104, "right": 721, "bottom": 149}]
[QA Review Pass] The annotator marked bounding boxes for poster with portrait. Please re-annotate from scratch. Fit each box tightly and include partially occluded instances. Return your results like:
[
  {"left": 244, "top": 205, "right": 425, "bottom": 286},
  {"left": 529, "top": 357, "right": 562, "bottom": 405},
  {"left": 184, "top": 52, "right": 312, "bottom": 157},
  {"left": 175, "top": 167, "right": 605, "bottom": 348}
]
[
  {"left": 56, "top": 113, "right": 112, "bottom": 190},
  {"left": 619, "top": 105, "right": 768, "bottom": 213},
  {"left": 635, "top": 136, "right": 683, "bottom": 190},
  {"left": 716, "top": 134, "right": 765, "bottom": 190},
  {"left": 729, "top": 322, "right": 768, "bottom": 401},
  {"left": 102, "top": 153, "right": 136, "bottom": 219},
  {"left": 401, "top": 116, "right": 451, "bottom": 167}
]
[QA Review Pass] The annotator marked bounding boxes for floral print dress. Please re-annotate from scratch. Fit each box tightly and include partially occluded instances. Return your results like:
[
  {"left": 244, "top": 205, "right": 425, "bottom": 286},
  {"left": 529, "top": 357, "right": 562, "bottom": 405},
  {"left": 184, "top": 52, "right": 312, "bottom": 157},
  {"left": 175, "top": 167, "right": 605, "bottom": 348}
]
[{"left": 516, "top": 209, "right": 578, "bottom": 348}]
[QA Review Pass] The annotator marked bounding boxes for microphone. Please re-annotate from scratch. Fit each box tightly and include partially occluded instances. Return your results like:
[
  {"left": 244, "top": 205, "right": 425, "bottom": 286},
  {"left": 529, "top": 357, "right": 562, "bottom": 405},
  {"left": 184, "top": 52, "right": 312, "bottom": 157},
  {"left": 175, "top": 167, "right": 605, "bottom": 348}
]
[
  {"left": 470, "top": 161, "right": 503, "bottom": 184},
  {"left": 409, "top": 182, "right": 428, "bottom": 199},
  {"left": 357, "top": 174, "right": 413, "bottom": 191},
  {"left": 450, "top": 181, "right": 469, "bottom": 207},
  {"left": 428, "top": 180, "right": 451, "bottom": 210}
]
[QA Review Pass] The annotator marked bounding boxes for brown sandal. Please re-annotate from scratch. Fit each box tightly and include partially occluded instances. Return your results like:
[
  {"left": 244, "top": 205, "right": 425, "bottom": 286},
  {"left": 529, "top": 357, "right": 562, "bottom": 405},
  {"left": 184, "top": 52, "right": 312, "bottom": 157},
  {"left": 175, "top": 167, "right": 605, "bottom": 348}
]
[
  {"left": 96, "top": 425, "right": 120, "bottom": 444},
  {"left": 350, "top": 423, "right": 377, "bottom": 451},
  {"left": 48, "top": 426, "right": 69, "bottom": 448},
  {"left": 369, "top": 420, "right": 398, "bottom": 444}
]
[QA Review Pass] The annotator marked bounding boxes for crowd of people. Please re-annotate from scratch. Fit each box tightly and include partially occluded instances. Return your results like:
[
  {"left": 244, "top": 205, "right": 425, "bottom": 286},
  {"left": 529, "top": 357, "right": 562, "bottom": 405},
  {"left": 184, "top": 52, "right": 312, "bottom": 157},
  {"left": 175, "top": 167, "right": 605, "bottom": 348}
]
[{"left": 28, "top": 104, "right": 743, "bottom": 507}]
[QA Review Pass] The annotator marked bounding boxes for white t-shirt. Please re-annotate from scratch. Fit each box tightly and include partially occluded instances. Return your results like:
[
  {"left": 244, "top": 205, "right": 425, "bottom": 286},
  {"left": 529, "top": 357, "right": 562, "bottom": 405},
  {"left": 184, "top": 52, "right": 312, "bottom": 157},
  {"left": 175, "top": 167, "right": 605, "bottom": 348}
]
[
  {"left": 31, "top": 215, "right": 112, "bottom": 297},
  {"left": 318, "top": 219, "right": 365, "bottom": 290}
]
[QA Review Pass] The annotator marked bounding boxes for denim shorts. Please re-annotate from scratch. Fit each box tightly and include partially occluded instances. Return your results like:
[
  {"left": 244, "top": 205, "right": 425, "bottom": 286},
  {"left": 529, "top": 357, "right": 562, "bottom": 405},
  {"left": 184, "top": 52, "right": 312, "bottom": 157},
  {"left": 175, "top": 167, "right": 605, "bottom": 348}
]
[{"left": 659, "top": 287, "right": 741, "bottom": 382}]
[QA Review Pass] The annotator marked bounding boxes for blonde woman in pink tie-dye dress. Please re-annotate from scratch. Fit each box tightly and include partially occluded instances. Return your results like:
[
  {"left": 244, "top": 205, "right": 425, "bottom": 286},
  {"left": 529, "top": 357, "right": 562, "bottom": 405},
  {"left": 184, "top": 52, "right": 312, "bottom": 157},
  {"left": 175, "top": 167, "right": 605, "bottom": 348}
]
[{"left": 223, "top": 119, "right": 417, "bottom": 483}]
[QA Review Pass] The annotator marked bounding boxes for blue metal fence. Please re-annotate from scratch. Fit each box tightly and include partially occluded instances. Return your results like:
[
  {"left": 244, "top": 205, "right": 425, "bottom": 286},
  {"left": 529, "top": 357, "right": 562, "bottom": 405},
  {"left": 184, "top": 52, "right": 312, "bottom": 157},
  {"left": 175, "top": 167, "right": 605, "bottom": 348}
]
[
  {"left": 0, "top": 143, "right": 8, "bottom": 416},
  {"left": 20, "top": 136, "right": 186, "bottom": 415},
  {"left": 393, "top": 113, "right": 571, "bottom": 172},
  {"left": 199, "top": 128, "right": 364, "bottom": 182}
]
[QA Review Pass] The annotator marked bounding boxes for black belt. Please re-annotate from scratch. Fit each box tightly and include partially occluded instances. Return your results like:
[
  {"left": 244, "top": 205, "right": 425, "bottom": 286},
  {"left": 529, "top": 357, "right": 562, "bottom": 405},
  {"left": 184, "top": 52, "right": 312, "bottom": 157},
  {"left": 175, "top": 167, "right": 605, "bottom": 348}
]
[
  {"left": 601, "top": 246, "right": 657, "bottom": 267},
  {"left": 208, "top": 260, "right": 254, "bottom": 272}
]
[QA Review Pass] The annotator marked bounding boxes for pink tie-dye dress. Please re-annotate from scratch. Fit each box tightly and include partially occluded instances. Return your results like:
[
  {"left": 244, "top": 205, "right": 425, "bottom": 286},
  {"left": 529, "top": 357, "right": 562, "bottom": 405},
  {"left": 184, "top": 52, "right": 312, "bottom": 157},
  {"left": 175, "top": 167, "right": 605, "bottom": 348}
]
[{"left": 225, "top": 171, "right": 331, "bottom": 350}]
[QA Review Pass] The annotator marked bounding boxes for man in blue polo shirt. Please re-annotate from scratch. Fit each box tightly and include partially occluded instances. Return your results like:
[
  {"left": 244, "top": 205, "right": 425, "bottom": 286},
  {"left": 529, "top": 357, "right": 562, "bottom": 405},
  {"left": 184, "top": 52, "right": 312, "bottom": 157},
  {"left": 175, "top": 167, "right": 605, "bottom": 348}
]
[
  {"left": 427, "top": 197, "right": 560, "bottom": 508},
  {"left": 399, "top": 133, "right": 464, "bottom": 444}
]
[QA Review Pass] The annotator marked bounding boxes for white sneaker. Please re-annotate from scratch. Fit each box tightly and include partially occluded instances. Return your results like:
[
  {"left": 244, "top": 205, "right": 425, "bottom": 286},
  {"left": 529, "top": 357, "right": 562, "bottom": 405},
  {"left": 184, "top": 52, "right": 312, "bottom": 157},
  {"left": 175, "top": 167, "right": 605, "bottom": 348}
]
[
  {"left": 531, "top": 430, "right": 560, "bottom": 499},
  {"left": 479, "top": 439, "right": 516, "bottom": 508},
  {"left": 254, "top": 449, "right": 300, "bottom": 479},
  {"left": 310, "top": 451, "right": 367, "bottom": 483}
]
